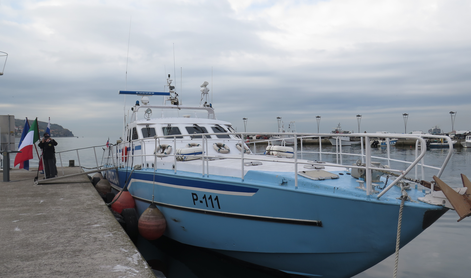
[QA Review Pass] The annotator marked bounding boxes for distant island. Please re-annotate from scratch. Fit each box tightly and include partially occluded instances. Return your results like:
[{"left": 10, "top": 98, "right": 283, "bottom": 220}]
[{"left": 14, "top": 119, "right": 75, "bottom": 137}]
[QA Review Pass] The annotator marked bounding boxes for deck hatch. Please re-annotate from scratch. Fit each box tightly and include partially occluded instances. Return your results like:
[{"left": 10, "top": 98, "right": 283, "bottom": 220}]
[{"left": 298, "top": 170, "right": 339, "bottom": 180}]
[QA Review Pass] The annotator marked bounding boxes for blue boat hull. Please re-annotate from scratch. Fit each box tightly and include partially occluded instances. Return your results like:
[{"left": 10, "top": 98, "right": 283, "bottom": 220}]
[{"left": 106, "top": 167, "right": 446, "bottom": 278}]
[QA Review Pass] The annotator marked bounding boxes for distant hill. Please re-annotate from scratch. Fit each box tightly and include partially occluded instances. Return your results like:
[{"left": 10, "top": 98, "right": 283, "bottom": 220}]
[{"left": 15, "top": 119, "right": 75, "bottom": 137}]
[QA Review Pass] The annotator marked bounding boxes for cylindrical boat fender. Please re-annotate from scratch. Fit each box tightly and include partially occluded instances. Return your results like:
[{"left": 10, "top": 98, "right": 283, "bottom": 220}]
[
  {"left": 95, "top": 179, "right": 111, "bottom": 195},
  {"left": 138, "top": 203, "right": 167, "bottom": 241},
  {"left": 155, "top": 144, "right": 172, "bottom": 157},
  {"left": 236, "top": 143, "right": 251, "bottom": 154},
  {"left": 213, "top": 142, "right": 230, "bottom": 154},
  {"left": 266, "top": 146, "right": 294, "bottom": 158},
  {"left": 271, "top": 151, "right": 294, "bottom": 158},
  {"left": 105, "top": 192, "right": 116, "bottom": 203},
  {"left": 93, "top": 172, "right": 104, "bottom": 180},
  {"left": 121, "top": 208, "right": 139, "bottom": 241},
  {"left": 91, "top": 172, "right": 103, "bottom": 186},
  {"left": 271, "top": 146, "right": 294, "bottom": 152},
  {"left": 111, "top": 188, "right": 136, "bottom": 214},
  {"left": 176, "top": 146, "right": 203, "bottom": 161}
]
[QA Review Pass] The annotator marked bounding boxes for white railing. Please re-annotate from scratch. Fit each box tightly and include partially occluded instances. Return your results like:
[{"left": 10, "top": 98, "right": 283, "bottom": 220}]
[
  {"left": 55, "top": 144, "right": 108, "bottom": 175},
  {"left": 100, "top": 132, "right": 453, "bottom": 199}
]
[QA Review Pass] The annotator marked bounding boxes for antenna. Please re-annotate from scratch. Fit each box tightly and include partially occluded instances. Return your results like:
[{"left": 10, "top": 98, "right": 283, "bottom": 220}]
[
  {"left": 173, "top": 43, "right": 176, "bottom": 92},
  {"left": 125, "top": 18, "right": 132, "bottom": 89},
  {"left": 180, "top": 67, "right": 183, "bottom": 104},
  {"left": 124, "top": 17, "right": 132, "bottom": 141},
  {"left": 211, "top": 67, "right": 213, "bottom": 104}
]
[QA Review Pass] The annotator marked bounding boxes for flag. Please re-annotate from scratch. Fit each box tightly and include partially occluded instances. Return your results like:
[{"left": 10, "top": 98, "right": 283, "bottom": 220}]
[
  {"left": 45, "top": 117, "right": 51, "bottom": 135},
  {"left": 38, "top": 156, "right": 44, "bottom": 171},
  {"left": 106, "top": 138, "right": 109, "bottom": 148},
  {"left": 14, "top": 118, "right": 40, "bottom": 168},
  {"left": 17, "top": 118, "right": 30, "bottom": 170}
]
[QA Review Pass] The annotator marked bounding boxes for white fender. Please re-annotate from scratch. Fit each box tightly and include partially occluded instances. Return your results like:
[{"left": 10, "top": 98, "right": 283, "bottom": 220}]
[
  {"left": 236, "top": 143, "right": 251, "bottom": 154},
  {"left": 155, "top": 144, "right": 172, "bottom": 157},
  {"left": 213, "top": 143, "right": 230, "bottom": 154}
]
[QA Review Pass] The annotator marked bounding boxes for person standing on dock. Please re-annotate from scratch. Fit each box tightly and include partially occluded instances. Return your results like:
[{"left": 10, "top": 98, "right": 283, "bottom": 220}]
[{"left": 38, "top": 133, "right": 58, "bottom": 178}]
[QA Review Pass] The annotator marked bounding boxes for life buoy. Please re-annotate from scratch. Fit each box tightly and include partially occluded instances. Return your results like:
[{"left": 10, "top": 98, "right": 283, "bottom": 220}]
[
  {"left": 187, "top": 143, "right": 200, "bottom": 148},
  {"left": 213, "top": 143, "right": 230, "bottom": 154},
  {"left": 155, "top": 144, "right": 172, "bottom": 157},
  {"left": 236, "top": 143, "right": 251, "bottom": 154},
  {"left": 122, "top": 147, "right": 128, "bottom": 162}
]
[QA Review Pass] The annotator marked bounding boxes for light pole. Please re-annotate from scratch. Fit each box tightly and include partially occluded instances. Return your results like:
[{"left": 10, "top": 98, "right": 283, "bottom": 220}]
[
  {"left": 276, "top": 117, "right": 283, "bottom": 133},
  {"left": 0, "top": 51, "right": 8, "bottom": 76},
  {"left": 316, "top": 116, "right": 321, "bottom": 133},
  {"left": 449, "top": 111, "right": 457, "bottom": 133},
  {"left": 243, "top": 117, "right": 248, "bottom": 133},
  {"left": 402, "top": 113, "right": 408, "bottom": 134},
  {"left": 356, "top": 114, "right": 362, "bottom": 133}
]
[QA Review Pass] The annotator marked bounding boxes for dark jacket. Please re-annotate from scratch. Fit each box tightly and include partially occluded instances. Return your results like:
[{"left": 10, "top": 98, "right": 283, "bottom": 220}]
[{"left": 38, "top": 139, "right": 58, "bottom": 159}]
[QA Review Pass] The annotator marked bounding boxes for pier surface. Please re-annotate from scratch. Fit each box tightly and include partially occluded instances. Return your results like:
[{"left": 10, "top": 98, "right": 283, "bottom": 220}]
[{"left": 0, "top": 167, "right": 155, "bottom": 278}]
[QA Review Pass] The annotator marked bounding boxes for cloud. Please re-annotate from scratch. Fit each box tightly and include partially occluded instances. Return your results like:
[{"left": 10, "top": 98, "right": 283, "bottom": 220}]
[{"left": 1, "top": 0, "right": 470, "bottom": 138}]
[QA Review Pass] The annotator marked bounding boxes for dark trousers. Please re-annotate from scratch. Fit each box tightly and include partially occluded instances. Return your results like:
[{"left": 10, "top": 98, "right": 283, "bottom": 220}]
[{"left": 44, "top": 157, "right": 57, "bottom": 178}]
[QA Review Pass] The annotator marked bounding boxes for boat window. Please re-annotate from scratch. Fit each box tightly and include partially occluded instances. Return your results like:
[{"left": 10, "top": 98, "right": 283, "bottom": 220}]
[
  {"left": 141, "top": 126, "right": 156, "bottom": 138},
  {"left": 211, "top": 125, "right": 230, "bottom": 138},
  {"left": 162, "top": 126, "right": 183, "bottom": 138},
  {"left": 225, "top": 125, "right": 241, "bottom": 138},
  {"left": 225, "top": 125, "right": 236, "bottom": 133},
  {"left": 132, "top": 127, "right": 139, "bottom": 140},
  {"left": 186, "top": 125, "right": 209, "bottom": 138}
]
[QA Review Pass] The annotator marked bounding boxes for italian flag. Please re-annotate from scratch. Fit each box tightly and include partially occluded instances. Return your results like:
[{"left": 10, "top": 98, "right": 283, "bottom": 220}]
[{"left": 14, "top": 118, "right": 39, "bottom": 168}]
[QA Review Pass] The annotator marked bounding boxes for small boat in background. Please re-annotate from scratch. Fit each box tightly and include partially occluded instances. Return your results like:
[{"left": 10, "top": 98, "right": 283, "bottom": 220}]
[
  {"left": 329, "top": 136, "right": 361, "bottom": 146},
  {"left": 461, "top": 135, "right": 471, "bottom": 148},
  {"left": 370, "top": 132, "right": 398, "bottom": 147},
  {"left": 329, "top": 123, "right": 360, "bottom": 146},
  {"left": 428, "top": 138, "right": 457, "bottom": 149}
]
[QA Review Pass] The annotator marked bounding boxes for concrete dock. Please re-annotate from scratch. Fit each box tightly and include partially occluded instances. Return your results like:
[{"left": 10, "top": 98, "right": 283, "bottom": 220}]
[{"left": 0, "top": 167, "right": 155, "bottom": 278}]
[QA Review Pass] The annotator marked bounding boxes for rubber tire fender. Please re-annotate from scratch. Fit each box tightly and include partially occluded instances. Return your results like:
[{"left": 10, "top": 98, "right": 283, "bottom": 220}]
[{"left": 121, "top": 208, "right": 139, "bottom": 241}]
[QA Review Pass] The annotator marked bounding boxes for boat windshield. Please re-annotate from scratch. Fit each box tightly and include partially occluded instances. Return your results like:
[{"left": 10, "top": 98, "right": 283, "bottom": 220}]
[
  {"left": 141, "top": 127, "right": 156, "bottom": 138},
  {"left": 211, "top": 125, "right": 230, "bottom": 139},
  {"left": 162, "top": 126, "right": 183, "bottom": 138},
  {"left": 186, "top": 125, "right": 209, "bottom": 138}
]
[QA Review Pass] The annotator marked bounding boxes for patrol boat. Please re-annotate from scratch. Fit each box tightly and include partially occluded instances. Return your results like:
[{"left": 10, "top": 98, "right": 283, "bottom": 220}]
[{"left": 103, "top": 75, "right": 471, "bottom": 278}]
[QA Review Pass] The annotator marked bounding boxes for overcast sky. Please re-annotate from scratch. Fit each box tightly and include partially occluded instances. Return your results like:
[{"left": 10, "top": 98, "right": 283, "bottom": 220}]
[{"left": 1, "top": 0, "right": 470, "bottom": 139}]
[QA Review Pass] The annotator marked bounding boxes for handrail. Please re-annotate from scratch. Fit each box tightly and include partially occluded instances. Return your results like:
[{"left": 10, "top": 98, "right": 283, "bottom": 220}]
[
  {"left": 376, "top": 136, "right": 427, "bottom": 198},
  {"left": 100, "top": 131, "right": 453, "bottom": 200}
]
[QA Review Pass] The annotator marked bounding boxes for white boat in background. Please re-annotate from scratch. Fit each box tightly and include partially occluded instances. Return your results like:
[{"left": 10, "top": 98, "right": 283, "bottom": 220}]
[
  {"left": 461, "top": 135, "right": 471, "bottom": 148},
  {"left": 329, "top": 123, "right": 361, "bottom": 146},
  {"left": 329, "top": 136, "right": 361, "bottom": 146},
  {"left": 428, "top": 138, "right": 457, "bottom": 149}
]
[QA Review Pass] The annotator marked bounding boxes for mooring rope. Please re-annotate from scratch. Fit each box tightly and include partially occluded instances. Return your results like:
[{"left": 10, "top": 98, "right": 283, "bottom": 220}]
[{"left": 393, "top": 187, "right": 408, "bottom": 278}]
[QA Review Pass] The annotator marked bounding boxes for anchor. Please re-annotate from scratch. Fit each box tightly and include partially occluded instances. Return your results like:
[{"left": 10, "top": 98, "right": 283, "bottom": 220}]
[{"left": 433, "top": 174, "right": 471, "bottom": 222}]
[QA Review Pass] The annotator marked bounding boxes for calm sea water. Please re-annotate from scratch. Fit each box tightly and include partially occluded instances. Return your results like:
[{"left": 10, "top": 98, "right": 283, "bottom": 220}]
[{"left": 8, "top": 137, "right": 470, "bottom": 277}]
